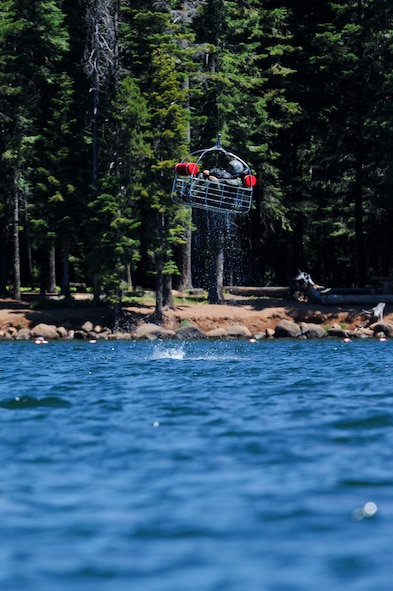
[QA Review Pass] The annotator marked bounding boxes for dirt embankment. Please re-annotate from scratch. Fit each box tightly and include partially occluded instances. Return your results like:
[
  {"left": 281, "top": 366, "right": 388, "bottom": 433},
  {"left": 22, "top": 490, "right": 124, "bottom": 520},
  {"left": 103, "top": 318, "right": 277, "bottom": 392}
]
[{"left": 0, "top": 294, "right": 389, "bottom": 334}]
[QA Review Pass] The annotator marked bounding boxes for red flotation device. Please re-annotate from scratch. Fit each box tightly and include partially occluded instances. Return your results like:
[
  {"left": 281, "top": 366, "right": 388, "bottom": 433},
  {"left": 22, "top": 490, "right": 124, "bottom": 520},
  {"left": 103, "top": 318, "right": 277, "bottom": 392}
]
[
  {"left": 243, "top": 174, "right": 257, "bottom": 187},
  {"left": 175, "top": 162, "right": 199, "bottom": 176}
]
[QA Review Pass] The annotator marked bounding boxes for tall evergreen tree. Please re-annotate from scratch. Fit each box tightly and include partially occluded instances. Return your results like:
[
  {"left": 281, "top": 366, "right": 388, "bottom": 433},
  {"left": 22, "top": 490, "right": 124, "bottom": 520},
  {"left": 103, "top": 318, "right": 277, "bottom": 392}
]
[{"left": 0, "top": 0, "right": 70, "bottom": 298}]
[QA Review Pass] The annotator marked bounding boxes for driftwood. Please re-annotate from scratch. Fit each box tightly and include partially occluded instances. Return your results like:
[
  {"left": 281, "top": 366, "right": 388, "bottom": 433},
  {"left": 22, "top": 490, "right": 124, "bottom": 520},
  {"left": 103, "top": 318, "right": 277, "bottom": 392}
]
[
  {"left": 227, "top": 269, "right": 393, "bottom": 307},
  {"left": 295, "top": 270, "right": 392, "bottom": 307},
  {"left": 362, "top": 302, "right": 385, "bottom": 321},
  {"left": 359, "top": 302, "right": 386, "bottom": 328}
]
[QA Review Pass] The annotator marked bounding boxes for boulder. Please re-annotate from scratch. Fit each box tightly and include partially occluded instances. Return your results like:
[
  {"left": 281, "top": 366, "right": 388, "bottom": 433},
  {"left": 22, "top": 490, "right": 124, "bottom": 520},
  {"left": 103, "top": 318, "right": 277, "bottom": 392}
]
[
  {"left": 15, "top": 328, "right": 31, "bottom": 340},
  {"left": 299, "top": 322, "right": 326, "bottom": 339},
  {"left": 30, "top": 323, "right": 60, "bottom": 340},
  {"left": 2, "top": 326, "right": 18, "bottom": 338},
  {"left": 372, "top": 322, "right": 393, "bottom": 337},
  {"left": 227, "top": 324, "right": 252, "bottom": 338},
  {"left": 0, "top": 331, "right": 13, "bottom": 340},
  {"left": 274, "top": 319, "right": 301, "bottom": 338},
  {"left": 327, "top": 323, "right": 348, "bottom": 338},
  {"left": 351, "top": 331, "right": 372, "bottom": 339},
  {"left": 133, "top": 323, "right": 176, "bottom": 340},
  {"left": 95, "top": 331, "right": 109, "bottom": 340},
  {"left": 73, "top": 330, "right": 87, "bottom": 339},
  {"left": 56, "top": 326, "right": 68, "bottom": 339},
  {"left": 351, "top": 328, "right": 373, "bottom": 338},
  {"left": 81, "top": 320, "right": 94, "bottom": 333},
  {"left": 175, "top": 325, "right": 206, "bottom": 340},
  {"left": 206, "top": 328, "right": 228, "bottom": 338}
]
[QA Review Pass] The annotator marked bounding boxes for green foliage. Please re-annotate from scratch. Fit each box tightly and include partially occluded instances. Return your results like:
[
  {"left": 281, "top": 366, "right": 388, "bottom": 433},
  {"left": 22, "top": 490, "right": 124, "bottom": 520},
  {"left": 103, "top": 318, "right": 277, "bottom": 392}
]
[{"left": 1, "top": 0, "right": 393, "bottom": 297}]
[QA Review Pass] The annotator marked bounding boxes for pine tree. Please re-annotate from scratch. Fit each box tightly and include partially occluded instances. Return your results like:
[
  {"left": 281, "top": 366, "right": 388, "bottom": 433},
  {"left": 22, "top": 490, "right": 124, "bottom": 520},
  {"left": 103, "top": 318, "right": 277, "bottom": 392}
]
[{"left": 0, "top": 0, "right": 70, "bottom": 298}]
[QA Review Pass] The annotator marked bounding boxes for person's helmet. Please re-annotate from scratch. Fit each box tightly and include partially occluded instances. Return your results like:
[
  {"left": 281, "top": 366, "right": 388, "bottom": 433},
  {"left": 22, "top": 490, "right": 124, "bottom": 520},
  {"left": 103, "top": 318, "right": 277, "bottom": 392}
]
[{"left": 227, "top": 160, "right": 244, "bottom": 175}]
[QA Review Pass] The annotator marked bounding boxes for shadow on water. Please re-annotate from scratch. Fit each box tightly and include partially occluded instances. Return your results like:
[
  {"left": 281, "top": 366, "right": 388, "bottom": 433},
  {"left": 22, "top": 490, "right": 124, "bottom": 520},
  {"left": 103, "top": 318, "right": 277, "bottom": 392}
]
[{"left": 0, "top": 395, "right": 72, "bottom": 409}]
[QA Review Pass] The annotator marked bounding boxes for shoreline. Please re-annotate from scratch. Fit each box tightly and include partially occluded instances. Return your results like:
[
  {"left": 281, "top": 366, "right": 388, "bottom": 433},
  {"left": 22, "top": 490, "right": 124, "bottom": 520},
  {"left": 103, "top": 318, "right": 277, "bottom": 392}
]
[{"left": 0, "top": 295, "right": 392, "bottom": 340}]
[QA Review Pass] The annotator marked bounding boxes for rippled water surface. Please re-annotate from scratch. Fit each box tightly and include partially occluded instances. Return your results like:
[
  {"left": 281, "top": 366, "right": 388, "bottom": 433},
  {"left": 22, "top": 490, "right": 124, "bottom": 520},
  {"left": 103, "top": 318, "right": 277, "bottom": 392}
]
[{"left": 1, "top": 338, "right": 393, "bottom": 591}]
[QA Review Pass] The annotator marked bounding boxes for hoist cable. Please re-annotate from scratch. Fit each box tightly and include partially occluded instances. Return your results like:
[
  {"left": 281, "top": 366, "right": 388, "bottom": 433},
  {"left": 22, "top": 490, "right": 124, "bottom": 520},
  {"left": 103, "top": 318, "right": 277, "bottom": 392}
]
[{"left": 215, "top": 0, "right": 223, "bottom": 144}]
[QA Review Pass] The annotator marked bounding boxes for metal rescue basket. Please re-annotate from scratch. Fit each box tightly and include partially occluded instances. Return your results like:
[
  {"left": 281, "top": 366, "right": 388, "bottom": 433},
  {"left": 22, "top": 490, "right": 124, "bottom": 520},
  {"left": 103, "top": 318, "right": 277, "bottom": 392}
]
[{"left": 171, "top": 141, "right": 256, "bottom": 215}]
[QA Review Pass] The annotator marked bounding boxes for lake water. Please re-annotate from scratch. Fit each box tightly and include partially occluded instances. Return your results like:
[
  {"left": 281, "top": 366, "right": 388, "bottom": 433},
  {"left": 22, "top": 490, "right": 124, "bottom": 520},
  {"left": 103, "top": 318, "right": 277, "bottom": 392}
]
[{"left": 1, "top": 338, "right": 393, "bottom": 591}]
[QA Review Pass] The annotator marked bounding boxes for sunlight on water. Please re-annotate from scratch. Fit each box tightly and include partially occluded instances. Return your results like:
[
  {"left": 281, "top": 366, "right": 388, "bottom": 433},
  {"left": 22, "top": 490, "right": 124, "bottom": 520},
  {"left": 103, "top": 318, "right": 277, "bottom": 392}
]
[{"left": 352, "top": 501, "right": 379, "bottom": 521}]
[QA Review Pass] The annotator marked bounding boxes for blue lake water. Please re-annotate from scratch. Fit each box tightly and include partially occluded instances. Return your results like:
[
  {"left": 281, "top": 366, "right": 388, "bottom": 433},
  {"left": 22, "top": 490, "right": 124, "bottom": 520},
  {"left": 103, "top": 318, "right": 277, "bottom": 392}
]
[{"left": 1, "top": 338, "right": 393, "bottom": 591}]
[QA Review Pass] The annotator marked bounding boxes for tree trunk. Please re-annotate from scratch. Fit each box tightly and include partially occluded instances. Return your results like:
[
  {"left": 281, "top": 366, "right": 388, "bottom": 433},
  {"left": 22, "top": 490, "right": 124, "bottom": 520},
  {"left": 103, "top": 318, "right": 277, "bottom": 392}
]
[
  {"left": 61, "top": 236, "right": 71, "bottom": 297},
  {"left": 93, "top": 273, "right": 101, "bottom": 304},
  {"left": 22, "top": 195, "right": 34, "bottom": 288},
  {"left": 163, "top": 272, "right": 175, "bottom": 309},
  {"left": 40, "top": 249, "right": 47, "bottom": 296},
  {"left": 125, "top": 263, "right": 132, "bottom": 291},
  {"left": 354, "top": 0, "right": 366, "bottom": 288},
  {"left": 175, "top": 227, "right": 193, "bottom": 291},
  {"left": 12, "top": 182, "right": 21, "bottom": 300},
  {"left": 155, "top": 250, "right": 163, "bottom": 324},
  {"left": 0, "top": 227, "right": 9, "bottom": 295},
  {"left": 354, "top": 157, "right": 366, "bottom": 287},
  {"left": 48, "top": 242, "right": 56, "bottom": 293},
  {"left": 208, "top": 214, "right": 224, "bottom": 304}
]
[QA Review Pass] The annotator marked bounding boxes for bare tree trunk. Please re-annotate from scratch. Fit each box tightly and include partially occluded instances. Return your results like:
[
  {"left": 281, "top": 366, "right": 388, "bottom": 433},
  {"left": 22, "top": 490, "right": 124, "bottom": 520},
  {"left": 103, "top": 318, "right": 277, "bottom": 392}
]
[
  {"left": 22, "top": 196, "right": 34, "bottom": 288},
  {"left": 61, "top": 236, "right": 71, "bottom": 297},
  {"left": 125, "top": 263, "right": 132, "bottom": 291},
  {"left": 40, "top": 250, "right": 47, "bottom": 296},
  {"left": 85, "top": 0, "right": 118, "bottom": 188},
  {"left": 12, "top": 181, "right": 21, "bottom": 300},
  {"left": 155, "top": 251, "right": 164, "bottom": 324},
  {"left": 155, "top": 212, "right": 166, "bottom": 322},
  {"left": 354, "top": 0, "right": 366, "bottom": 288},
  {"left": 0, "top": 227, "right": 8, "bottom": 295},
  {"left": 163, "top": 273, "right": 175, "bottom": 309},
  {"left": 48, "top": 242, "right": 56, "bottom": 293},
  {"left": 93, "top": 273, "right": 101, "bottom": 304},
  {"left": 208, "top": 214, "right": 224, "bottom": 304},
  {"left": 175, "top": 227, "right": 193, "bottom": 291}
]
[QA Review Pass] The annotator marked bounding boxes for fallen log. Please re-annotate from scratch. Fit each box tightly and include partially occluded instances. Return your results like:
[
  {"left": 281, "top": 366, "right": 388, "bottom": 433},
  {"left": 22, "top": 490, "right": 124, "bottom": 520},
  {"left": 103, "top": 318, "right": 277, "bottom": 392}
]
[
  {"left": 225, "top": 286, "right": 288, "bottom": 298},
  {"left": 316, "top": 293, "right": 393, "bottom": 306}
]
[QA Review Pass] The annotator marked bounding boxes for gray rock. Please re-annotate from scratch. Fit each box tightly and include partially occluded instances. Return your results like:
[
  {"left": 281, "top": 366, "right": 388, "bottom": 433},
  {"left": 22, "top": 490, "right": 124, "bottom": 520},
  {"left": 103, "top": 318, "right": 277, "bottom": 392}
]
[
  {"left": 274, "top": 319, "right": 301, "bottom": 338},
  {"left": 30, "top": 323, "right": 60, "bottom": 340},
  {"left": 372, "top": 322, "right": 392, "bottom": 337},
  {"left": 175, "top": 326, "right": 206, "bottom": 340},
  {"left": 56, "top": 326, "right": 68, "bottom": 339},
  {"left": 15, "top": 328, "right": 31, "bottom": 340},
  {"left": 206, "top": 328, "right": 228, "bottom": 338},
  {"left": 133, "top": 323, "right": 175, "bottom": 340},
  {"left": 327, "top": 323, "right": 348, "bottom": 338},
  {"left": 299, "top": 322, "right": 326, "bottom": 339},
  {"left": 73, "top": 330, "right": 87, "bottom": 340},
  {"left": 227, "top": 324, "right": 252, "bottom": 338}
]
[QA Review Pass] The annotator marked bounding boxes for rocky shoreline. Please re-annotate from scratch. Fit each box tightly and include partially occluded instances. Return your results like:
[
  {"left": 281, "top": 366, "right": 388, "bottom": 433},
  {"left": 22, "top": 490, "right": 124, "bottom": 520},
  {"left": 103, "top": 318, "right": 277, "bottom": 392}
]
[
  {"left": 1, "top": 293, "right": 392, "bottom": 341},
  {"left": 1, "top": 316, "right": 392, "bottom": 342}
]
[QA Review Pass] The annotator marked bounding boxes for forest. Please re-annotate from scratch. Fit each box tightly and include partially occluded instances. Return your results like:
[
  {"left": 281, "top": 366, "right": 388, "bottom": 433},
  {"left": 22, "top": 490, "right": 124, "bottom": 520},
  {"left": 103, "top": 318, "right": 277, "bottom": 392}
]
[{"left": 1, "top": 0, "right": 393, "bottom": 315}]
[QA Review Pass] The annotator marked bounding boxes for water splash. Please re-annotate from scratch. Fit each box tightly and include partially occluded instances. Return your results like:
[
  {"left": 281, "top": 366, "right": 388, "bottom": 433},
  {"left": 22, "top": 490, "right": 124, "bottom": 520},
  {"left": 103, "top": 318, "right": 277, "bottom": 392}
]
[{"left": 151, "top": 344, "right": 186, "bottom": 360}]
